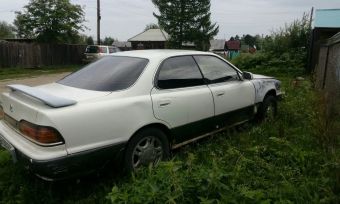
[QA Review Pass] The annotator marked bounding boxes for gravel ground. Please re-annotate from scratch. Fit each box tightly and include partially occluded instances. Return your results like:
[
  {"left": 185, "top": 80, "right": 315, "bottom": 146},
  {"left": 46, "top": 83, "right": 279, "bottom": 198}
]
[{"left": 0, "top": 72, "right": 70, "bottom": 93}]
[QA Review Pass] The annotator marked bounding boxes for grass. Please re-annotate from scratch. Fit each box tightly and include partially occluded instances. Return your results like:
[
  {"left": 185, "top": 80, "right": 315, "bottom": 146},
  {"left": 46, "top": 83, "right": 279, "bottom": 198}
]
[
  {"left": 0, "top": 65, "right": 81, "bottom": 80},
  {"left": 0, "top": 68, "right": 339, "bottom": 203}
]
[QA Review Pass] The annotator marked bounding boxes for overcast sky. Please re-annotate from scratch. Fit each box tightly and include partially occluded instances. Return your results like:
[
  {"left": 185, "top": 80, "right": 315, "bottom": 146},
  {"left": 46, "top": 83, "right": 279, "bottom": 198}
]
[{"left": 0, "top": 0, "right": 339, "bottom": 41}]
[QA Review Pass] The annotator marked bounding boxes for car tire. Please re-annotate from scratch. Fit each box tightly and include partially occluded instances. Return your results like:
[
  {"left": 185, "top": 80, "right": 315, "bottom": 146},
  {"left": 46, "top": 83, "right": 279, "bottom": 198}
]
[
  {"left": 256, "top": 95, "right": 277, "bottom": 122},
  {"left": 124, "top": 128, "right": 170, "bottom": 172}
]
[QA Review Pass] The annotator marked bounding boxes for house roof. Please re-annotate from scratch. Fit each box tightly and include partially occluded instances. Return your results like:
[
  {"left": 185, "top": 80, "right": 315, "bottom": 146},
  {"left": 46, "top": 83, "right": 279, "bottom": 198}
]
[
  {"left": 210, "top": 39, "right": 225, "bottom": 51},
  {"left": 314, "top": 9, "right": 340, "bottom": 28},
  {"left": 128, "top": 29, "right": 169, "bottom": 42}
]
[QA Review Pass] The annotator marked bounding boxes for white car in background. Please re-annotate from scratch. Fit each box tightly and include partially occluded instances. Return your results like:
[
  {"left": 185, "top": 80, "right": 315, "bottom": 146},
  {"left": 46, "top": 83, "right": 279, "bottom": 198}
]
[
  {"left": 0, "top": 50, "right": 282, "bottom": 180},
  {"left": 83, "top": 45, "right": 120, "bottom": 63}
]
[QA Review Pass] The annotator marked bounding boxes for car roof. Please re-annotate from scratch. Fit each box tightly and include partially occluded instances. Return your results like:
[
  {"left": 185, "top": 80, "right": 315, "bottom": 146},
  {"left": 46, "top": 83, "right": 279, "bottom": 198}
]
[{"left": 111, "top": 49, "right": 214, "bottom": 60}]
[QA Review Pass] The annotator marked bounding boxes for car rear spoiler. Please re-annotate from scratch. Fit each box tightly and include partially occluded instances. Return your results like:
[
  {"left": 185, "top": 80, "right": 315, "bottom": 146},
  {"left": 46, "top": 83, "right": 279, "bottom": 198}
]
[{"left": 7, "top": 84, "right": 77, "bottom": 108}]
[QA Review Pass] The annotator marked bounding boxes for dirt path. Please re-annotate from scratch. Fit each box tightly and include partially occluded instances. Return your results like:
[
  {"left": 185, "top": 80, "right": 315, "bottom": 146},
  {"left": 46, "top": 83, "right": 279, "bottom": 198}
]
[{"left": 0, "top": 72, "right": 70, "bottom": 93}]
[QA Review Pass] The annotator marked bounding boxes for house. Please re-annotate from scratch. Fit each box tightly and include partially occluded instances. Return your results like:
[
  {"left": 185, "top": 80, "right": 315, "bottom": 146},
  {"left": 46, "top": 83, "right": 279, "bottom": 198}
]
[
  {"left": 309, "top": 9, "right": 340, "bottom": 72},
  {"left": 225, "top": 39, "right": 241, "bottom": 59},
  {"left": 112, "top": 41, "right": 132, "bottom": 51},
  {"left": 128, "top": 29, "right": 169, "bottom": 50}
]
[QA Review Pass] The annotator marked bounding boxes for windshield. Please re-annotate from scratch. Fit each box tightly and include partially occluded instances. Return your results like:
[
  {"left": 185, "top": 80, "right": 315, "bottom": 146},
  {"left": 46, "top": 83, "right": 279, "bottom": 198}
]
[{"left": 58, "top": 56, "right": 149, "bottom": 91}]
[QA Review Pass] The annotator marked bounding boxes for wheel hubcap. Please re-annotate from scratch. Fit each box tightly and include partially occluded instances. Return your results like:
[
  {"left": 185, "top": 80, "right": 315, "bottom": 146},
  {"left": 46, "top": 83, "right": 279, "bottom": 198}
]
[{"left": 132, "top": 136, "right": 163, "bottom": 169}]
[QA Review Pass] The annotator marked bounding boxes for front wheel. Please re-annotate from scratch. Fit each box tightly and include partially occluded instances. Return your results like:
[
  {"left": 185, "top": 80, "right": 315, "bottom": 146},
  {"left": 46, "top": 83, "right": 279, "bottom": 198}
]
[
  {"left": 256, "top": 95, "right": 277, "bottom": 122},
  {"left": 124, "top": 128, "right": 170, "bottom": 172}
]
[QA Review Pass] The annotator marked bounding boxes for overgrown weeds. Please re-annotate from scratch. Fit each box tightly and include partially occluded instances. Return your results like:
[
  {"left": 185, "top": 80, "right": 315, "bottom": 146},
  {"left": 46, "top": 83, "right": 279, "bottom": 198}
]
[{"left": 107, "top": 80, "right": 339, "bottom": 204}]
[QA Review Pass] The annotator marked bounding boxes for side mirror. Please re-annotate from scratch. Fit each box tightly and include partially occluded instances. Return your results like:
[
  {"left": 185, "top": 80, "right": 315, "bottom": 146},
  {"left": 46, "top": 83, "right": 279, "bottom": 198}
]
[{"left": 243, "top": 72, "right": 253, "bottom": 80}]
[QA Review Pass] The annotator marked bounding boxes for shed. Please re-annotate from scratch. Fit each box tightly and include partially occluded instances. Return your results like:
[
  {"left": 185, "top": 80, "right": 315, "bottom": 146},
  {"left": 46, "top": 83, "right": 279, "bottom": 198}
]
[
  {"left": 225, "top": 40, "right": 241, "bottom": 51},
  {"left": 309, "top": 9, "right": 340, "bottom": 72},
  {"left": 128, "top": 29, "right": 169, "bottom": 50}
]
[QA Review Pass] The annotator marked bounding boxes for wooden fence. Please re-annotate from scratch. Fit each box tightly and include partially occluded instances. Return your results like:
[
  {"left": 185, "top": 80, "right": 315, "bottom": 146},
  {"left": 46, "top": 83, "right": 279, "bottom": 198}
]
[
  {"left": 314, "top": 32, "right": 340, "bottom": 144},
  {"left": 0, "top": 42, "right": 87, "bottom": 68}
]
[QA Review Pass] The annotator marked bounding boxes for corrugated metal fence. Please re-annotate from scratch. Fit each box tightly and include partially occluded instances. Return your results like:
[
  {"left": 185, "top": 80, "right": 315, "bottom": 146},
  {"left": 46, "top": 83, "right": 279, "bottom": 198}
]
[{"left": 0, "top": 42, "right": 87, "bottom": 68}]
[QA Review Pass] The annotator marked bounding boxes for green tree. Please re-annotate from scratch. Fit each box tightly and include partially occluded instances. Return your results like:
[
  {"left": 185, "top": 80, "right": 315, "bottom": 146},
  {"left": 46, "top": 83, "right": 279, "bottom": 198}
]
[
  {"left": 86, "top": 36, "right": 94, "bottom": 45},
  {"left": 144, "top": 23, "right": 159, "bottom": 31},
  {"left": 243, "top": 34, "right": 256, "bottom": 47},
  {"left": 263, "top": 12, "right": 311, "bottom": 54},
  {"left": 14, "top": 0, "right": 86, "bottom": 43},
  {"left": 152, "top": 0, "right": 218, "bottom": 50},
  {"left": 102, "top": 37, "right": 115, "bottom": 45},
  {"left": 0, "top": 21, "right": 15, "bottom": 39}
]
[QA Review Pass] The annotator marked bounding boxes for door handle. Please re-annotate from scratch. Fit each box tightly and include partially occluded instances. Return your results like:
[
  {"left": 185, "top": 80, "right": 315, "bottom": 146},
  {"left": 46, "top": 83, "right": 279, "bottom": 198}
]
[
  {"left": 216, "top": 91, "right": 225, "bottom": 97},
  {"left": 159, "top": 100, "right": 171, "bottom": 107}
]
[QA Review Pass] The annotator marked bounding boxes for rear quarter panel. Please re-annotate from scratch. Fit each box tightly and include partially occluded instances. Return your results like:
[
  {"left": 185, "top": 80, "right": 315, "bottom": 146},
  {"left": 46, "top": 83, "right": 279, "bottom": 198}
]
[{"left": 36, "top": 93, "right": 165, "bottom": 154}]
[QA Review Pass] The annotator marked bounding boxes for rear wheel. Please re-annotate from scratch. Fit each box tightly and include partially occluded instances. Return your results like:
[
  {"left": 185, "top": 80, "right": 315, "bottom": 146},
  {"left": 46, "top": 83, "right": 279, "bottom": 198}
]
[
  {"left": 256, "top": 95, "right": 277, "bottom": 122},
  {"left": 124, "top": 128, "right": 169, "bottom": 172}
]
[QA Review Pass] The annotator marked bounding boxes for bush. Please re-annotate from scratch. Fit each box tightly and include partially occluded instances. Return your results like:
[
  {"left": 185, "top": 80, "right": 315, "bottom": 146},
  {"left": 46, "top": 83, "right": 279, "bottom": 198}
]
[
  {"left": 231, "top": 52, "right": 304, "bottom": 77},
  {"left": 231, "top": 12, "right": 311, "bottom": 75}
]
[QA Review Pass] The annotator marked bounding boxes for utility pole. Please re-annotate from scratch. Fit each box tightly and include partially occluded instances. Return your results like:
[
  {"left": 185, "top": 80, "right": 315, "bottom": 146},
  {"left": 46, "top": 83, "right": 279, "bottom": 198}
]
[
  {"left": 97, "top": 0, "right": 101, "bottom": 45},
  {"left": 309, "top": 7, "right": 314, "bottom": 31}
]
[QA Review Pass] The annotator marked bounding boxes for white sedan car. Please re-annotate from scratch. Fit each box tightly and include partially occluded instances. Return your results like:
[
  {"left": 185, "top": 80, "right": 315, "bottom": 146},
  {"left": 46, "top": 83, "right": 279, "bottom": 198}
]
[{"left": 0, "top": 50, "right": 282, "bottom": 180}]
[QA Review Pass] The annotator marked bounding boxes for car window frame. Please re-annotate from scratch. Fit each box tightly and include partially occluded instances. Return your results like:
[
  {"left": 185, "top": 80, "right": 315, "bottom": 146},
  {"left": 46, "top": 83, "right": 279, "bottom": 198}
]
[
  {"left": 193, "top": 54, "right": 243, "bottom": 85},
  {"left": 154, "top": 55, "right": 206, "bottom": 90}
]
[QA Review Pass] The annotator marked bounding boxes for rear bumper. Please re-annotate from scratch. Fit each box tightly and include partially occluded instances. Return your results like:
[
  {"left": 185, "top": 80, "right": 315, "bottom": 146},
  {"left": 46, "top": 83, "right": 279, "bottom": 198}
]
[
  {"left": 1, "top": 129, "right": 126, "bottom": 181},
  {"left": 15, "top": 142, "right": 126, "bottom": 181}
]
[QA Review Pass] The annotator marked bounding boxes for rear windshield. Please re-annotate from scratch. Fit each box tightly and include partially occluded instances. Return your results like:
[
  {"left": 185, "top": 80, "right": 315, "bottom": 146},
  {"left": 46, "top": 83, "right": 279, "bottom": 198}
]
[
  {"left": 85, "top": 46, "right": 99, "bottom": 53},
  {"left": 58, "top": 56, "right": 149, "bottom": 91}
]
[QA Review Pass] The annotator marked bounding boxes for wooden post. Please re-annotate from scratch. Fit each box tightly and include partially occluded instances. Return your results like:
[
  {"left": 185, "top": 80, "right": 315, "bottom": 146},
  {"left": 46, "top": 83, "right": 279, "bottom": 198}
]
[{"left": 97, "top": 0, "right": 101, "bottom": 45}]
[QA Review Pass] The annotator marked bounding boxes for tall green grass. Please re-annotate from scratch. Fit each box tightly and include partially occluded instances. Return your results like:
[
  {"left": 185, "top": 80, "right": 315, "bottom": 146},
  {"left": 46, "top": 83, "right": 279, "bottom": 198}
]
[{"left": 107, "top": 79, "right": 339, "bottom": 203}]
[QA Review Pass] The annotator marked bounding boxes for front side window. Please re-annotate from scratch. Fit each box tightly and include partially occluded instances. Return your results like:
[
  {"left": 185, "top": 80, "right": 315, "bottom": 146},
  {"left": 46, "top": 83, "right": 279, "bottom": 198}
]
[
  {"left": 58, "top": 56, "right": 148, "bottom": 91},
  {"left": 157, "top": 56, "right": 204, "bottom": 89},
  {"left": 194, "top": 56, "right": 239, "bottom": 84}
]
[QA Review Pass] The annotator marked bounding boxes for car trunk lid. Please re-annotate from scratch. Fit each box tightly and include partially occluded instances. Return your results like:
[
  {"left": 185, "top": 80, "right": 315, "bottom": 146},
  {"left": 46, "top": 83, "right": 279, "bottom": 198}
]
[{"left": 0, "top": 83, "right": 110, "bottom": 125}]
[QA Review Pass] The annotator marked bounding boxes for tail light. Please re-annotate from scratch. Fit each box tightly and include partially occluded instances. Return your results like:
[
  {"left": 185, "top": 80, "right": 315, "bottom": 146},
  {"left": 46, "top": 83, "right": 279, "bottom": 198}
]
[
  {"left": 19, "top": 120, "right": 64, "bottom": 146},
  {"left": 0, "top": 106, "right": 4, "bottom": 120}
]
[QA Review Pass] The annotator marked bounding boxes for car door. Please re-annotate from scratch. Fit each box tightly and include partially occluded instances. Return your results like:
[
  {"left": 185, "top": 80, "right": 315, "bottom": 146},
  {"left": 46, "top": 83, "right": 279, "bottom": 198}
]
[
  {"left": 151, "top": 56, "right": 215, "bottom": 144},
  {"left": 193, "top": 55, "right": 255, "bottom": 126}
]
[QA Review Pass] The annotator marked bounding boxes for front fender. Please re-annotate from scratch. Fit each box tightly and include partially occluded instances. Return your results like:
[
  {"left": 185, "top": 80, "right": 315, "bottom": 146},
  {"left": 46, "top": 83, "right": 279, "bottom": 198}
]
[{"left": 251, "top": 79, "right": 279, "bottom": 103}]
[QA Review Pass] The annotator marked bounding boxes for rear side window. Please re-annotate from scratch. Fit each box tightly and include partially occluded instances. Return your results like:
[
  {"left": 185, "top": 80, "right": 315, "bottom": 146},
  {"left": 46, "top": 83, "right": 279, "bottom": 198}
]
[
  {"left": 58, "top": 56, "right": 148, "bottom": 91},
  {"left": 157, "top": 56, "right": 204, "bottom": 89},
  {"left": 194, "top": 55, "right": 239, "bottom": 84},
  {"left": 85, "top": 46, "right": 99, "bottom": 53}
]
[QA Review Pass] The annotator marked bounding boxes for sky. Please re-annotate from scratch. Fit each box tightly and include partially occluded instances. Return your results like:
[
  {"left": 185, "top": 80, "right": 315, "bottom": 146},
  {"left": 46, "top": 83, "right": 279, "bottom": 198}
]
[{"left": 0, "top": 0, "right": 339, "bottom": 41}]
